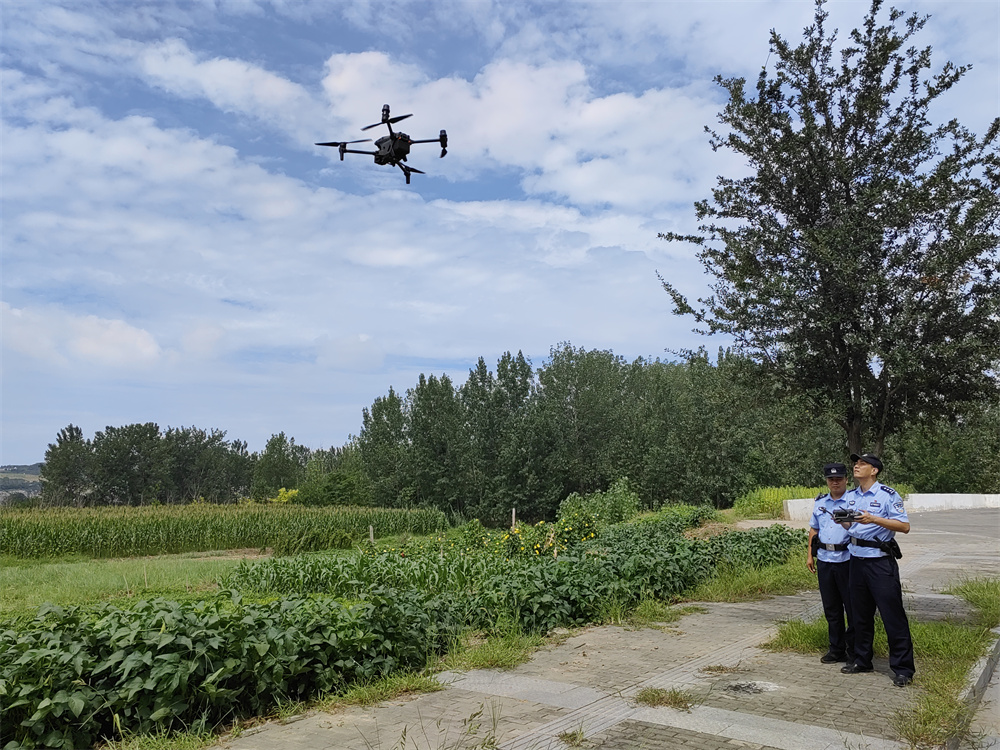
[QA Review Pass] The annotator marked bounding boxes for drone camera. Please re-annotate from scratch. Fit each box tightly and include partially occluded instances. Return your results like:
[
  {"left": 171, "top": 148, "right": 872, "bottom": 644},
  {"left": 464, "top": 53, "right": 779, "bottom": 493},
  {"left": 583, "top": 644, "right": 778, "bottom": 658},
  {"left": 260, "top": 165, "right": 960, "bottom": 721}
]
[{"left": 440, "top": 130, "right": 448, "bottom": 158}]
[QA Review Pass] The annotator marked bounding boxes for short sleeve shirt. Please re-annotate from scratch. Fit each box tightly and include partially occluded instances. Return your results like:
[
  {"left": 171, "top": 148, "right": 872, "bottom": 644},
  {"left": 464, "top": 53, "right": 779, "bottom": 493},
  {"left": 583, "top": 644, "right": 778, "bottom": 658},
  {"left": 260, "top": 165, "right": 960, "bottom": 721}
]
[
  {"left": 809, "top": 492, "right": 852, "bottom": 563},
  {"left": 845, "top": 482, "right": 908, "bottom": 558}
]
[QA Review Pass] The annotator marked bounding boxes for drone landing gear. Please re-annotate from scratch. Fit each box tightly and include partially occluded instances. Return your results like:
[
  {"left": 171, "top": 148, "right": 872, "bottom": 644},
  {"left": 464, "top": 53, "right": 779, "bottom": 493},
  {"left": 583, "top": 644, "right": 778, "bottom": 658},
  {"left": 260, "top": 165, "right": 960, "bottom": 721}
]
[{"left": 397, "top": 163, "right": 425, "bottom": 184}]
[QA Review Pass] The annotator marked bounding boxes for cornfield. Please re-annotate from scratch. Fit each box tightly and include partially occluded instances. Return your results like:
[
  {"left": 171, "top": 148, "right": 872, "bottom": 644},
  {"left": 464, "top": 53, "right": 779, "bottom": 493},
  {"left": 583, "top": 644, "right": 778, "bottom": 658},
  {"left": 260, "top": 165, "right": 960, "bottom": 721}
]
[{"left": 0, "top": 504, "right": 448, "bottom": 559}]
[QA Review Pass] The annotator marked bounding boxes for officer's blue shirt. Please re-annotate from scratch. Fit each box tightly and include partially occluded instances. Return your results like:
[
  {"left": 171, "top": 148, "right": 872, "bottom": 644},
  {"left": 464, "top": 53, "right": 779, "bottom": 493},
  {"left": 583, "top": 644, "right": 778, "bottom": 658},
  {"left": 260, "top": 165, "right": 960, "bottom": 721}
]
[
  {"left": 845, "top": 481, "right": 908, "bottom": 558},
  {"left": 809, "top": 492, "right": 852, "bottom": 563}
]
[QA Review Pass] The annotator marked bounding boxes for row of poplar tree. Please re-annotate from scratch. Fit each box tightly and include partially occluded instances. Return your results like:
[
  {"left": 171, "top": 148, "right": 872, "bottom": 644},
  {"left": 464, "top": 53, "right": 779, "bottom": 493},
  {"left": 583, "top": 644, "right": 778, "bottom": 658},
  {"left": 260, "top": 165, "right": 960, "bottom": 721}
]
[{"left": 36, "top": 344, "right": 999, "bottom": 522}]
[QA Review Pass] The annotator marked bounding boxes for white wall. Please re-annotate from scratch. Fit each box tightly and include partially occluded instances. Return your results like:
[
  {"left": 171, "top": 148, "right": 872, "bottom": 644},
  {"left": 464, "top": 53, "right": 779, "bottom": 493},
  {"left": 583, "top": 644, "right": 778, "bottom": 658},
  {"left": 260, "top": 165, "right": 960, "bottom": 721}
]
[{"left": 783, "top": 493, "right": 1000, "bottom": 521}]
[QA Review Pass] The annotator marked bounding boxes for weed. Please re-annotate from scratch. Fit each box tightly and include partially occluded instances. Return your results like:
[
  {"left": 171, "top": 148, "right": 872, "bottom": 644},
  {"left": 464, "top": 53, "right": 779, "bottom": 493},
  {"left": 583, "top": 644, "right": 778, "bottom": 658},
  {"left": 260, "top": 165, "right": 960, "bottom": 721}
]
[
  {"left": 320, "top": 673, "right": 444, "bottom": 710},
  {"left": 434, "top": 629, "right": 545, "bottom": 671},
  {"left": 557, "top": 727, "right": 586, "bottom": 747},
  {"left": 948, "top": 576, "right": 1000, "bottom": 628},
  {"left": 685, "top": 554, "right": 816, "bottom": 602},
  {"left": 626, "top": 599, "right": 705, "bottom": 629},
  {"left": 634, "top": 687, "right": 694, "bottom": 711},
  {"left": 700, "top": 663, "right": 750, "bottom": 674}
]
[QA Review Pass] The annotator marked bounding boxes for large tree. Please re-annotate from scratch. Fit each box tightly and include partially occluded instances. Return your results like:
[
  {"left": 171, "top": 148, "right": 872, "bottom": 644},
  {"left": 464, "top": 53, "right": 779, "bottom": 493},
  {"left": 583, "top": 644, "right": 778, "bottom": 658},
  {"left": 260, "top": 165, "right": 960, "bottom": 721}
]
[
  {"left": 660, "top": 0, "right": 1000, "bottom": 455},
  {"left": 40, "top": 424, "right": 93, "bottom": 506}
]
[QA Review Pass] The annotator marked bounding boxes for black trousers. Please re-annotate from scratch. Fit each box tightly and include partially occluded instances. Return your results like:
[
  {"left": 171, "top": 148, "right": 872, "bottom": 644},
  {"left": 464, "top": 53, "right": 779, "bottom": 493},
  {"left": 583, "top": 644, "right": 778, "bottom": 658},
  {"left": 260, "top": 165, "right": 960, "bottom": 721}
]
[
  {"left": 817, "top": 559, "right": 854, "bottom": 659},
  {"left": 850, "top": 555, "right": 915, "bottom": 677}
]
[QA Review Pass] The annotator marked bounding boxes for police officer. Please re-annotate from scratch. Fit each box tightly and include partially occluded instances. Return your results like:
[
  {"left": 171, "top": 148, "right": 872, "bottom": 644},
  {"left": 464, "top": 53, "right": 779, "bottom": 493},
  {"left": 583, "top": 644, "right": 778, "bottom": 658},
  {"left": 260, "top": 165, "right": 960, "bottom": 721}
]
[
  {"left": 839, "top": 453, "right": 914, "bottom": 687},
  {"left": 807, "top": 462, "right": 854, "bottom": 664}
]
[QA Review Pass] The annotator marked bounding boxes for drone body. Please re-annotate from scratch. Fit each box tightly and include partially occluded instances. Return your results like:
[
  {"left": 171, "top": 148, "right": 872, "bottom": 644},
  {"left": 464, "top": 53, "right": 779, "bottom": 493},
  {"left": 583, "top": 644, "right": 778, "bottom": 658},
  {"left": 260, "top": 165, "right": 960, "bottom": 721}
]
[{"left": 316, "top": 104, "right": 447, "bottom": 184}]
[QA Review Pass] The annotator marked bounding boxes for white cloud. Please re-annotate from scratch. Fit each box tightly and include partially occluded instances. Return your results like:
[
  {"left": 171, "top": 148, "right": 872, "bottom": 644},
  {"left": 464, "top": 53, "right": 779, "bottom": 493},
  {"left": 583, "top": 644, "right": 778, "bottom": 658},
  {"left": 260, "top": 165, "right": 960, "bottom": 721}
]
[
  {"left": 138, "top": 38, "right": 327, "bottom": 141},
  {"left": 2, "top": 302, "right": 162, "bottom": 370}
]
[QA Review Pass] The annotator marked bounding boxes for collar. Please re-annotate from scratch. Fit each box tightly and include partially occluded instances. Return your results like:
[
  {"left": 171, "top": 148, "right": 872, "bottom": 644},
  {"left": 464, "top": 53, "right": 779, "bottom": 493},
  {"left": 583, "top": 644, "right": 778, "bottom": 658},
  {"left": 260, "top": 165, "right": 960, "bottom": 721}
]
[{"left": 856, "top": 481, "right": 883, "bottom": 496}]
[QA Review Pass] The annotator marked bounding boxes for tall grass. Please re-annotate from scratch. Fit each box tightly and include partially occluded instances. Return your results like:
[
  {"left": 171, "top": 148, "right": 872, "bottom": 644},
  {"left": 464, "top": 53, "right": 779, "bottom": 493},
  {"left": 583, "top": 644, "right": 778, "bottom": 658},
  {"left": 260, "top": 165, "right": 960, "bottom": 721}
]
[
  {"left": 733, "top": 483, "right": 916, "bottom": 518},
  {"left": 0, "top": 504, "right": 448, "bottom": 559}
]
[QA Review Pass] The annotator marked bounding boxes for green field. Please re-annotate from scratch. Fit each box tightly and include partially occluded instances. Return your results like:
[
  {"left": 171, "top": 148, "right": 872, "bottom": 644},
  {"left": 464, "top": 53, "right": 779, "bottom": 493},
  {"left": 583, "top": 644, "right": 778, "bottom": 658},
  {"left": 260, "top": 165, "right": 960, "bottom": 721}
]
[
  {"left": 0, "top": 552, "right": 249, "bottom": 618},
  {"left": 0, "top": 503, "right": 447, "bottom": 558}
]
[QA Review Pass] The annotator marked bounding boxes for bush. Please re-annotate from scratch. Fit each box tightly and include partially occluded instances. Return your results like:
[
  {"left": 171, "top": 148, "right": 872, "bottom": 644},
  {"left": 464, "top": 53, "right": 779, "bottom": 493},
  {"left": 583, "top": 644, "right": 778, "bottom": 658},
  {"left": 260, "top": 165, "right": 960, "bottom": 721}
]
[
  {"left": 705, "top": 525, "right": 807, "bottom": 570},
  {"left": 295, "top": 471, "right": 362, "bottom": 507},
  {"left": 0, "top": 590, "right": 461, "bottom": 749},
  {"left": 558, "top": 477, "right": 641, "bottom": 528}
]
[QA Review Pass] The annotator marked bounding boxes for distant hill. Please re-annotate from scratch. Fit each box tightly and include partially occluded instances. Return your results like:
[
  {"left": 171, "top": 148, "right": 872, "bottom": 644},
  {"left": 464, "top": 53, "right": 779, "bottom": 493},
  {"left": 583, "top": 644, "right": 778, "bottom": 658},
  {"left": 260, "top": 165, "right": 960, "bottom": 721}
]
[
  {"left": 0, "top": 463, "right": 43, "bottom": 501},
  {"left": 1, "top": 463, "right": 42, "bottom": 476}
]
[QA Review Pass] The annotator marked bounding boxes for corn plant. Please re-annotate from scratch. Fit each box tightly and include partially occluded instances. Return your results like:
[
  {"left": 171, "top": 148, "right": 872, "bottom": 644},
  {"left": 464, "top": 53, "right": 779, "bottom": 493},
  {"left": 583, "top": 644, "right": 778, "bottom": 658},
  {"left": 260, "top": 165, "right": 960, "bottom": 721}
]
[{"left": 0, "top": 505, "right": 448, "bottom": 559}]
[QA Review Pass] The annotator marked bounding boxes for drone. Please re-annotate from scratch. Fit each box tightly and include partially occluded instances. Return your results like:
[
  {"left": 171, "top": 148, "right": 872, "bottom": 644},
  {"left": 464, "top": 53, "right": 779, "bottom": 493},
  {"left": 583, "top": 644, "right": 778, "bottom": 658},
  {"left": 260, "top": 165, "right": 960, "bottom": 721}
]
[{"left": 316, "top": 104, "right": 447, "bottom": 184}]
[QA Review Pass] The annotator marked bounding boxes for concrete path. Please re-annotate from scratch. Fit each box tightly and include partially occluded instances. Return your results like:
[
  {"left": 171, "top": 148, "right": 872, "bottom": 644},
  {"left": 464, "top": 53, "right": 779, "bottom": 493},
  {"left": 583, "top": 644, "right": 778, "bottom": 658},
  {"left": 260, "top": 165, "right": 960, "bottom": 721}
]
[{"left": 214, "top": 509, "right": 1000, "bottom": 750}]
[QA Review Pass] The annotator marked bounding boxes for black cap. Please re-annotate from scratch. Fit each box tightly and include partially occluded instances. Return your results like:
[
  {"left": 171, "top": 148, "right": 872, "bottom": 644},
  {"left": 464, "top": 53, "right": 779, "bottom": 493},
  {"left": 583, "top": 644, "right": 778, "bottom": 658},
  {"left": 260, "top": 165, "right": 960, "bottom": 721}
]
[
  {"left": 850, "top": 453, "right": 884, "bottom": 472},
  {"left": 823, "top": 462, "right": 848, "bottom": 478}
]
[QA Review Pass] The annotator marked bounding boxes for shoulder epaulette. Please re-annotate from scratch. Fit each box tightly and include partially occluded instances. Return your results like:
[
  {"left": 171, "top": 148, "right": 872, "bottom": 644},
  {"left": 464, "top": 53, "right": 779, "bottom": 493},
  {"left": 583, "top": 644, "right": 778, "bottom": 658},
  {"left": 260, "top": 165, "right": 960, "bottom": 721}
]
[
  {"left": 815, "top": 492, "right": 825, "bottom": 501},
  {"left": 879, "top": 485, "right": 897, "bottom": 496}
]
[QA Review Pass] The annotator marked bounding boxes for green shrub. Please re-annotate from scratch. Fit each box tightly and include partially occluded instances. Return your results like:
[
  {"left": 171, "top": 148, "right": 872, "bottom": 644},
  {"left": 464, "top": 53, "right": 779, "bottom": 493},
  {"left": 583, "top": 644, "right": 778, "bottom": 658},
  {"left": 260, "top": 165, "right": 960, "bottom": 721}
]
[
  {"left": 558, "top": 477, "right": 641, "bottom": 527},
  {"left": 295, "top": 471, "right": 362, "bottom": 507},
  {"left": 0, "top": 590, "right": 461, "bottom": 749},
  {"left": 705, "top": 525, "right": 807, "bottom": 570}
]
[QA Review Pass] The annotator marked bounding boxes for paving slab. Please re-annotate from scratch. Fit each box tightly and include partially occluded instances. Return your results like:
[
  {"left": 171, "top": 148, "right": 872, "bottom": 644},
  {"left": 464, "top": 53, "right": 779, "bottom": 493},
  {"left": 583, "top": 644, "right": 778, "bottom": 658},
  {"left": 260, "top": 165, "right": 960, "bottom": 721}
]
[{"left": 211, "top": 508, "right": 1000, "bottom": 750}]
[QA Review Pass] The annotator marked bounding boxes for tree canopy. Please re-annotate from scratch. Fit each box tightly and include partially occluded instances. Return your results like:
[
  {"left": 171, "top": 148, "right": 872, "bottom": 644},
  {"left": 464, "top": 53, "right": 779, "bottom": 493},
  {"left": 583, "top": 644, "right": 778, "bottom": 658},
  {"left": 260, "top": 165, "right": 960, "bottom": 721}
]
[{"left": 660, "top": 0, "right": 1000, "bottom": 454}]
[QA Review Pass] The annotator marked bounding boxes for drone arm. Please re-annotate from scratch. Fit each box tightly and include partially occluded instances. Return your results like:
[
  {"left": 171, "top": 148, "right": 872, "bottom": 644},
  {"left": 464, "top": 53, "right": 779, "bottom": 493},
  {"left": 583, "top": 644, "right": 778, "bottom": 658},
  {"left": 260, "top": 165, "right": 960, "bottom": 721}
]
[{"left": 410, "top": 130, "right": 448, "bottom": 158}]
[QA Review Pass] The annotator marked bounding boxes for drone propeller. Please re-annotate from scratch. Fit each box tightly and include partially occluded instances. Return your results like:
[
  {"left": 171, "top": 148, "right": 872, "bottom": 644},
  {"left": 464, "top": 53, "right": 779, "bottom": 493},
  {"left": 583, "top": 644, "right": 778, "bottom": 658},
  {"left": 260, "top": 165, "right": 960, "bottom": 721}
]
[
  {"left": 361, "top": 113, "right": 412, "bottom": 131},
  {"left": 314, "top": 139, "right": 371, "bottom": 147}
]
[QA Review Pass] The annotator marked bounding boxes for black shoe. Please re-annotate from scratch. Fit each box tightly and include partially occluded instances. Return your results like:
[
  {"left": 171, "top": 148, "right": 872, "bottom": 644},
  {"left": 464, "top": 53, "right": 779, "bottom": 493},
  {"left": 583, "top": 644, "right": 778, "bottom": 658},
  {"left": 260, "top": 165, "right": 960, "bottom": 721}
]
[
  {"left": 841, "top": 663, "right": 874, "bottom": 674},
  {"left": 821, "top": 651, "right": 847, "bottom": 664},
  {"left": 893, "top": 673, "right": 912, "bottom": 687}
]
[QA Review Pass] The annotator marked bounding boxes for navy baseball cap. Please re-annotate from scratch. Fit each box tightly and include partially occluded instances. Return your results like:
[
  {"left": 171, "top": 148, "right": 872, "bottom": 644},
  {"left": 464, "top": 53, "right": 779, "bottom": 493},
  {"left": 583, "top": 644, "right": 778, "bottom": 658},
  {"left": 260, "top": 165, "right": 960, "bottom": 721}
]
[
  {"left": 823, "top": 463, "right": 848, "bottom": 478},
  {"left": 850, "top": 453, "right": 884, "bottom": 471}
]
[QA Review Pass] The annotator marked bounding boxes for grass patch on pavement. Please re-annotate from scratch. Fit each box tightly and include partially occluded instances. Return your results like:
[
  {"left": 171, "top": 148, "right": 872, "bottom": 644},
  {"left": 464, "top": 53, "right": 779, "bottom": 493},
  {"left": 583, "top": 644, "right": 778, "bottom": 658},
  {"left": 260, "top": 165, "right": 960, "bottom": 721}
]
[
  {"left": 319, "top": 672, "right": 445, "bottom": 709},
  {"left": 557, "top": 728, "right": 586, "bottom": 747},
  {"left": 634, "top": 687, "right": 694, "bottom": 711}
]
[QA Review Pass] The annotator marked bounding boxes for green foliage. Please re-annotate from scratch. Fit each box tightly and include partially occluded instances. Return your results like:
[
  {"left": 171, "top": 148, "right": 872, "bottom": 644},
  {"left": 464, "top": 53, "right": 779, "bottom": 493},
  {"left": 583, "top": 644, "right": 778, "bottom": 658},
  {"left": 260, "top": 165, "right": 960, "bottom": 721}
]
[
  {"left": 0, "top": 590, "right": 462, "bottom": 749},
  {"left": 733, "top": 486, "right": 827, "bottom": 518},
  {"left": 295, "top": 471, "right": 359, "bottom": 506},
  {"left": 250, "top": 432, "right": 308, "bottom": 501},
  {"left": 558, "top": 477, "right": 641, "bottom": 527},
  {"left": 39, "top": 424, "right": 254, "bottom": 507},
  {"left": 733, "top": 483, "right": 915, "bottom": 518},
  {"left": 659, "top": 0, "right": 1000, "bottom": 455},
  {"left": 887, "top": 403, "right": 1000, "bottom": 493},
  {"left": 705, "top": 525, "right": 806, "bottom": 571},
  {"left": 2, "top": 512, "right": 814, "bottom": 745},
  {"left": 685, "top": 555, "right": 817, "bottom": 602},
  {"left": 949, "top": 577, "right": 1000, "bottom": 628},
  {"left": 0, "top": 505, "right": 448, "bottom": 559}
]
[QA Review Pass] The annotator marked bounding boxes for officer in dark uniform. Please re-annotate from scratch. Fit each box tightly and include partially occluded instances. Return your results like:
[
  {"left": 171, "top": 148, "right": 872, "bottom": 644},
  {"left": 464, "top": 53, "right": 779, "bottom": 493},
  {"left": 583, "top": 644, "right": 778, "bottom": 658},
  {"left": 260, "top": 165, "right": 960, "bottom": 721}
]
[
  {"left": 807, "top": 462, "right": 854, "bottom": 664},
  {"left": 839, "top": 453, "right": 914, "bottom": 687}
]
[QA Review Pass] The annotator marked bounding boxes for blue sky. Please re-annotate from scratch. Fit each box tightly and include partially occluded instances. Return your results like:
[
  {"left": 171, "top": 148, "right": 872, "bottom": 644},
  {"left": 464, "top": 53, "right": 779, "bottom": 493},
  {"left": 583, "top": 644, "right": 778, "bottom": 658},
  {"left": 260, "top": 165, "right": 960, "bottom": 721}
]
[{"left": 2, "top": 0, "right": 997, "bottom": 464}]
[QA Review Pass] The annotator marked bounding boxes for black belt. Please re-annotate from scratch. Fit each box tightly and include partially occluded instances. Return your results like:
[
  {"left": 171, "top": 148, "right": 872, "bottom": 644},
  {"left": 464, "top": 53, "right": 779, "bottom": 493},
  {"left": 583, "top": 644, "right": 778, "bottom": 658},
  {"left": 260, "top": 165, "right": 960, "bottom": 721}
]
[
  {"left": 849, "top": 536, "right": 894, "bottom": 558},
  {"left": 850, "top": 537, "right": 885, "bottom": 549},
  {"left": 818, "top": 542, "right": 849, "bottom": 551}
]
